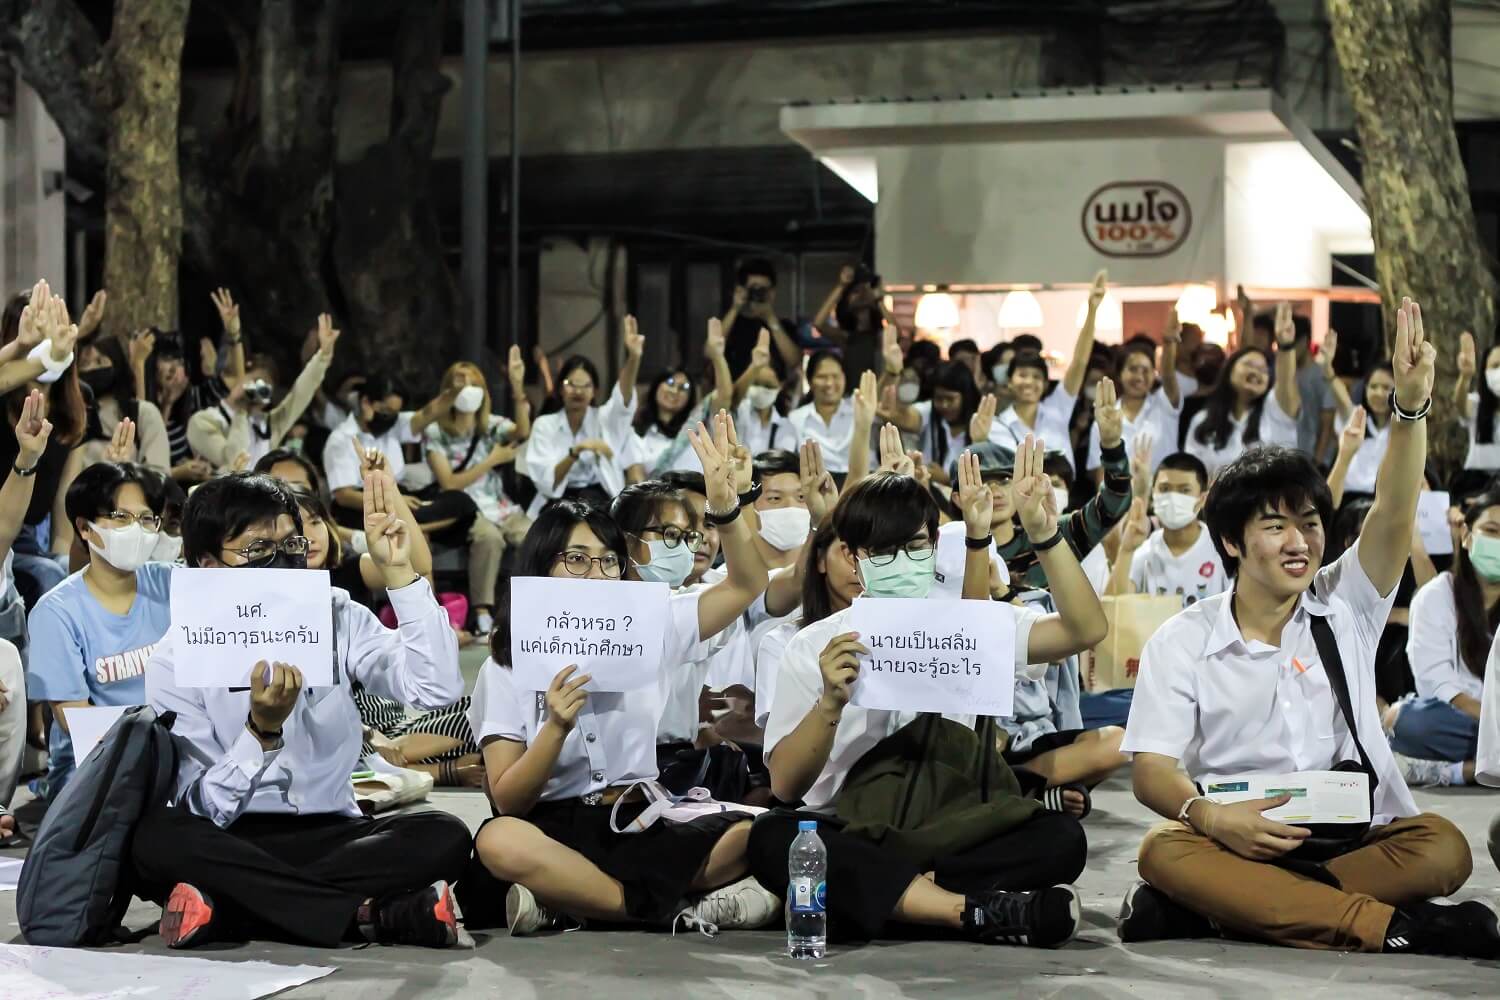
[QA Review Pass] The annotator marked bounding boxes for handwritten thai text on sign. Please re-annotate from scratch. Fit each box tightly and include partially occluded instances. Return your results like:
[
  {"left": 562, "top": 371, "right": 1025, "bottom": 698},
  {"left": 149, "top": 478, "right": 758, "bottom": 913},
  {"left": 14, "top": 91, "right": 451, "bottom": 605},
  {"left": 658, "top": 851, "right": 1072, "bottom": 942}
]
[{"left": 846, "top": 597, "right": 1017, "bottom": 716}]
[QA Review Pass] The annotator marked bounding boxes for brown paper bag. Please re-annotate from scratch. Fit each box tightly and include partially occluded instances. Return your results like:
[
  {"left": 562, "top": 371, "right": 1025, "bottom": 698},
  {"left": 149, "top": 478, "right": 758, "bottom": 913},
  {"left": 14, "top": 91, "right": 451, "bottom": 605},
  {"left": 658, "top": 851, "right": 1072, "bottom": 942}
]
[{"left": 1083, "top": 595, "right": 1183, "bottom": 692}]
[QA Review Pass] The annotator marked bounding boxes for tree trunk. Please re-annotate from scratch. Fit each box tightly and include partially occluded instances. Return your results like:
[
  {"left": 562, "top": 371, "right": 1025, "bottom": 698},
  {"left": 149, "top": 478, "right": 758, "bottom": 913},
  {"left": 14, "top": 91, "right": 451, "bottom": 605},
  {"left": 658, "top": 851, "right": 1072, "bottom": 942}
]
[
  {"left": 1327, "top": 0, "right": 1498, "bottom": 480},
  {"left": 97, "top": 0, "right": 191, "bottom": 339}
]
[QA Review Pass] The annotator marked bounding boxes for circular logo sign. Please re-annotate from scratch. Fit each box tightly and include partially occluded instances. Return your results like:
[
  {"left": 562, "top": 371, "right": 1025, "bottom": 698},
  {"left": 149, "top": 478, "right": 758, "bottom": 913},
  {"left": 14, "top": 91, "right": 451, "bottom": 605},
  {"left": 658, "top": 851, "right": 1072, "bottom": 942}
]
[{"left": 1081, "top": 181, "right": 1191, "bottom": 258}]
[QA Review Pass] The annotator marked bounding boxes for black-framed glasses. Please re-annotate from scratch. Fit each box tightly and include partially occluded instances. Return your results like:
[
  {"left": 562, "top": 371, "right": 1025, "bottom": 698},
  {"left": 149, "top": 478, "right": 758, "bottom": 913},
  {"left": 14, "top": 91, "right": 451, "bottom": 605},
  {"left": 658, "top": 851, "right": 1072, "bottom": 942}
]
[
  {"left": 223, "top": 535, "right": 311, "bottom": 565},
  {"left": 661, "top": 376, "right": 692, "bottom": 392},
  {"left": 561, "top": 380, "right": 595, "bottom": 394},
  {"left": 554, "top": 550, "right": 623, "bottom": 577},
  {"left": 863, "top": 539, "right": 935, "bottom": 567},
  {"left": 636, "top": 524, "right": 705, "bottom": 552},
  {"left": 101, "top": 510, "right": 162, "bottom": 533}
]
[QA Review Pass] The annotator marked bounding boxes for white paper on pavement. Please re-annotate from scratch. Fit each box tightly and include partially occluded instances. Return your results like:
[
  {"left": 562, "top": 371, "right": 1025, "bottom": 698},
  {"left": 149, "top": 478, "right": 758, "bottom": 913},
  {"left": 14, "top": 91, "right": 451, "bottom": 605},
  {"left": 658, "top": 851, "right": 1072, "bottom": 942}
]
[
  {"left": 1416, "top": 490, "right": 1454, "bottom": 556},
  {"left": 169, "top": 568, "right": 336, "bottom": 688},
  {"left": 0, "top": 856, "right": 23, "bottom": 891},
  {"left": 0, "top": 944, "right": 335, "bottom": 999},
  {"left": 509, "top": 577, "right": 669, "bottom": 692},
  {"left": 1203, "top": 770, "right": 1371, "bottom": 824},
  {"left": 846, "top": 597, "right": 1017, "bottom": 717},
  {"left": 61, "top": 705, "right": 133, "bottom": 763}
]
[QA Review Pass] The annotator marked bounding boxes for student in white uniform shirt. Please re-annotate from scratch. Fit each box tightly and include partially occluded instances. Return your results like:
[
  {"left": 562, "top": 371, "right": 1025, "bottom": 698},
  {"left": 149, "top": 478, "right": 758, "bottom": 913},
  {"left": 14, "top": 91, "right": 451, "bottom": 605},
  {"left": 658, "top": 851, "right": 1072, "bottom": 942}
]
[
  {"left": 879, "top": 359, "right": 999, "bottom": 486},
  {"left": 730, "top": 329, "right": 794, "bottom": 456},
  {"left": 629, "top": 320, "right": 733, "bottom": 477},
  {"left": 1452, "top": 330, "right": 1500, "bottom": 478},
  {"left": 467, "top": 415, "right": 781, "bottom": 937},
  {"left": 1324, "top": 355, "right": 1397, "bottom": 499},
  {"left": 1086, "top": 325, "right": 1183, "bottom": 485},
  {"left": 1121, "top": 299, "right": 1500, "bottom": 959},
  {"left": 1106, "top": 452, "right": 1227, "bottom": 606},
  {"left": 1183, "top": 304, "right": 1302, "bottom": 481},
  {"left": 787, "top": 351, "right": 856, "bottom": 476},
  {"left": 991, "top": 271, "right": 1108, "bottom": 471},
  {"left": 749, "top": 442, "right": 1109, "bottom": 948},
  {"left": 523, "top": 318, "right": 644, "bottom": 512},
  {"left": 1382, "top": 493, "right": 1500, "bottom": 788},
  {"left": 132, "top": 471, "right": 472, "bottom": 950}
]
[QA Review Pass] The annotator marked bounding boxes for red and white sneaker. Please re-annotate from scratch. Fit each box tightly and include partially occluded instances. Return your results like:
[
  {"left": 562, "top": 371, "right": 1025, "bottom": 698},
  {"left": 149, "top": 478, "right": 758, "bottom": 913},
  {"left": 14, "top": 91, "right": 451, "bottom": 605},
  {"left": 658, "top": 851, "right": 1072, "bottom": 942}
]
[{"left": 161, "top": 882, "right": 217, "bottom": 949}]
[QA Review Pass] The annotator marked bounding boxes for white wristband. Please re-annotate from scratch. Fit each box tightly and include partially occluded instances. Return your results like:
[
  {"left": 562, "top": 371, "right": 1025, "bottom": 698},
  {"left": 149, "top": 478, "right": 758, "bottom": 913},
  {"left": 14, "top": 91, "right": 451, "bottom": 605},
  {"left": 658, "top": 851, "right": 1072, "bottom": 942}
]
[
  {"left": 28, "top": 340, "right": 73, "bottom": 383},
  {"left": 1177, "top": 794, "right": 1210, "bottom": 830}
]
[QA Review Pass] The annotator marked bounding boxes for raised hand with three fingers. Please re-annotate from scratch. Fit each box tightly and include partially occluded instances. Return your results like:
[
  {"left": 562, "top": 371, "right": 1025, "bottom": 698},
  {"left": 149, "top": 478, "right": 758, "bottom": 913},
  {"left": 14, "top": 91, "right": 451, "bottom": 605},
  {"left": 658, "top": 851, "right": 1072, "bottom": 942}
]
[
  {"left": 969, "top": 393, "right": 997, "bottom": 444},
  {"left": 1392, "top": 297, "right": 1437, "bottom": 410},
  {"left": 1093, "top": 376, "right": 1123, "bottom": 449},
  {"left": 877, "top": 422, "right": 914, "bottom": 477},
  {"left": 799, "top": 440, "right": 838, "bottom": 528},
  {"left": 956, "top": 450, "right": 994, "bottom": 538},
  {"left": 687, "top": 411, "right": 738, "bottom": 516},
  {"left": 852, "top": 370, "right": 878, "bottom": 429},
  {"left": 78, "top": 289, "right": 108, "bottom": 339},
  {"left": 363, "top": 468, "right": 414, "bottom": 583},
  {"left": 211, "top": 288, "right": 242, "bottom": 339},
  {"left": 705, "top": 317, "right": 726, "bottom": 363},
  {"left": 1274, "top": 302, "right": 1296, "bottom": 350},
  {"left": 1316, "top": 328, "right": 1339, "bottom": 379},
  {"left": 622, "top": 314, "right": 644, "bottom": 360},
  {"left": 508, "top": 344, "right": 527, "bottom": 389},
  {"left": 103, "top": 417, "right": 137, "bottom": 464},
  {"left": 13, "top": 389, "right": 52, "bottom": 470},
  {"left": 1458, "top": 330, "right": 1477, "bottom": 383},
  {"left": 1337, "top": 406, "right": 1366, "bottom": 459},
  {"left": 1120, "top": 496, "right": 1152, "bottom": 552},
  {"left": 316, "top": 313, "right": 340, "bottom": 360},
  {"left": 1013, "top": 435, "right": 1059, "bottom": 543}
]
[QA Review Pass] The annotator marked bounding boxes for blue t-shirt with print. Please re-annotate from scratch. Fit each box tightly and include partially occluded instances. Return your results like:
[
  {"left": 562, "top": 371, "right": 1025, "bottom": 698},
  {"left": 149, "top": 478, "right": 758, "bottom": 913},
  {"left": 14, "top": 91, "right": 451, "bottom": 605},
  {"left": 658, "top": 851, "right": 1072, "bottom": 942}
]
[{"left": 26, "top": 562, "right": 173, "bottom": 797}]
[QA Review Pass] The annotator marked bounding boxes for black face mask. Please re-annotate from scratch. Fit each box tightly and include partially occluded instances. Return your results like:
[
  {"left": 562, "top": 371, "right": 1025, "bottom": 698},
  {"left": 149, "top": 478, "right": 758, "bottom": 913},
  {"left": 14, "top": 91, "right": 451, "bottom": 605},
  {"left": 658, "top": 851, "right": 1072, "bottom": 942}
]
[
  {"left": 244, "top": 549, "right": 308, "bottom": 570},
  {"left": 81, "top": 366, "right": 117, "bottom": 397},
  {"left": 366, "top": 411, "right": 399, "bottom": 437}
]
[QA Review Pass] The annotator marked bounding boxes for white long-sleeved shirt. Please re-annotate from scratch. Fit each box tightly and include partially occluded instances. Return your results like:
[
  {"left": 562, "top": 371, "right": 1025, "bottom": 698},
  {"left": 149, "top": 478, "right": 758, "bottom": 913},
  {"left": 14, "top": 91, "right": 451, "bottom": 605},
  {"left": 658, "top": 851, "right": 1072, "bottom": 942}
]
[
  {"left": 148, "top": 577, "right": 462, "bottom": 828},
  {"left": 523, "top": 386, "right": 635, "bottom": 515}
]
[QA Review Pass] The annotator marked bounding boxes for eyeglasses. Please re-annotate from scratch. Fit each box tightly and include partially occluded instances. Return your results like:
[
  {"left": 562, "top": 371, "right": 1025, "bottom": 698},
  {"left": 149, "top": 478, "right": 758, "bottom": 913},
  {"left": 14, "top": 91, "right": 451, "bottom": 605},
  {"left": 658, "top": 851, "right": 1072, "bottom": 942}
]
[
  {"left": 222, "top": 535, "right": 311, "bottom": 565},
  {"left": 661, "top": 377, "right": 692, "bottom": 392},
  {"left": 636, "top": 524, "right": 705, "bottom": 552},
  {"left": 863, "top": 539, "right": 935, "bottom": 567},
  {"left": 554, "top": 550, "right": 623, "bottom": 577},
  {"left": 101, "top": 510, "right": 162, "bottom": 533},
  {"left": 562, "top": 380, "right": 595, "bottom": 394}
]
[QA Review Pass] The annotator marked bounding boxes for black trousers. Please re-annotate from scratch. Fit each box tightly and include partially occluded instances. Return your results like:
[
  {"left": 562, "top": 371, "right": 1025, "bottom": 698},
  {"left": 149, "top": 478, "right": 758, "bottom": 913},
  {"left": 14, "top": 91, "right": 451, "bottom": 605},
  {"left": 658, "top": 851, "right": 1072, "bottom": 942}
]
[
  {"left": 130, "top": 806, "right": 473, "bottom": 947},
  {"left": 746, "top": 808, "right": 1087, "bottom": 941}
]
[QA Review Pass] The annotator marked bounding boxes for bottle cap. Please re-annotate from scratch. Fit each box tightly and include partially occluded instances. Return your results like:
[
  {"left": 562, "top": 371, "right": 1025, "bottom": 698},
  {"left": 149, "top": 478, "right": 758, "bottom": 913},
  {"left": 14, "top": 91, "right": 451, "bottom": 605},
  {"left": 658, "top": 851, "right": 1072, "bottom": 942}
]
[{"left": 798, "top": 820, "right": 817, "bottom": 832}]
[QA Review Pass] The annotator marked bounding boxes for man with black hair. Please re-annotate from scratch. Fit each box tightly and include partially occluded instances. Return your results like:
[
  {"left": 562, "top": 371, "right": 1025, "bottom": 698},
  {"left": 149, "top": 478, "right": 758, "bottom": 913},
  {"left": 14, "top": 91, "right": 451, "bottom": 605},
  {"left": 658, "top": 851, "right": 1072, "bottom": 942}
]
[
  {"left": 26, "top": 460, "right": 173, "bottom": 798},
  {"left": 132, "top": 470, "right": 471, "bottom": 950},
  {"left": 1288, "top": 315, "right": 1337, "bottom": 461},
  {"left": 1121, "top": 300, "right": 1500, "bottom": 958},
  {"left": 722, "top": 257, "right": 800, "bottom": 379},
  {"left": 1106, "top": 451, "right": 1226, "bottom": 606}
]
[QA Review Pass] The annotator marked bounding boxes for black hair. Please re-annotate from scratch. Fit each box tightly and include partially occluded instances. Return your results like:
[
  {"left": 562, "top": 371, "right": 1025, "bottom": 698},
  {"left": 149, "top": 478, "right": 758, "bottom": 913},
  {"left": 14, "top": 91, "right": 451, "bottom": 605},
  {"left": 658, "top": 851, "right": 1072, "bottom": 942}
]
[
  {"left": 182, "top": 472, "right": 304, "bottom": 567},
  {"left": 1124, "top": 333, "right": 1157, "bottom": 353},
  {"left": 254, "top": 448, "right": 326, "bottom": 495},
  {"left": 907, "top": 340, "right": 941, "bottom": 371},
  {"left": 1191, "top": 346, "right": 1274, "bottom": 451},
  {"left": 659, "top": 470, "right": 707, "bottom": 498},
  {"left": 1010, "top": 334, "right": 1043, "bottom": 354},
  {"left": 799, "top": 520, "right": 843, "bottom": 627},
  {"left": 609, "top": 480, "right": 692, "bottom": 538},
  {"left": 1479, "top": 338, "right": 1499, "bottom": 445},
  {"left": 948, "top": 338, "right": 980, "bottom": 359},
  {"left": 555, "top": 355, "right": 602, "bottom": 404},
  {"left": 834, "top": 280, "right": 882, "bottom": 335},
  {"left": 358, "top": 374, "right": 403, "bottom": 405},
  {"left": 832, "top": 471, "right": 938, "bottom": 555},
  {"left": 65, "top": 462, "right": 167, "bottom": 529},
  {"left": 489, "top": 499, "right": 629, "bottom": 664},
  {"left": 1117, "top": 340, "right": 1157, "bottom": 376},
  {"left": 801, "top": 350, "right": 847, "bottom": 407},
  {"left": 1007, "top": 349, "right": 1049, "bottom": 381},
  {"left": 633, "top": 367, "right": 698, "bottom": 439},
  {"left": 1251, "top": 312, "right": 1275, "bottom": 336},
  {"left": 288, "top": 486, "right": 343, "bottom": 568},
  {"left": 82, "top": 334, "right": 131, "bottom": 402},
  {"left": 980, "top": 343, "right": 1011, "bottom": 376},
  {"left": 1203, "top": 445, "right": 1333, "bottom": 577},
  {"left": 1042, "top": 453, "right": 1073, "bottom": 486},
  {"left": 1291, "top": 315, "right": 1312, "bottom": 345},
  {"left": 1358, "top": 362, "right": 1395, "bottom": 433},
  {"left": 753, "top": 449, "right": 800, "bottom": 481},
  {"left": 736, "top": 257, "right": 777, "bottom": 288},
  {"left": 1454, "top": 491, "right": 1500, "bottom": 678},
  {"left": 927, "top": 361, "right": 982, "bottom": 468},
  {"left": 1328, "top": 496, "right": 1371, "bottom": 565},
  {"left": 1155, "top": 451, "right": 1210, "bottom": 492},
  {"left": 146, "top": 467, "right": 188, "bottom": 529}
]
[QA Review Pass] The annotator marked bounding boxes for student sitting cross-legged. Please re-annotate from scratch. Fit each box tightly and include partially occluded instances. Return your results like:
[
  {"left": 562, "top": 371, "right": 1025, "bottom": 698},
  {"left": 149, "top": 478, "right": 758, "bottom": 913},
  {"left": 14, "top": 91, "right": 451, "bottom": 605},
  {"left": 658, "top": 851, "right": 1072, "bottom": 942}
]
[
  {"left": 1121, "top": 299, "right": 1500, "bottom": 958},
  {"left": 131, "top": 470, "right": 473, "bottom": 950},
  {"left": 748, "top": 437, "right": 1107, "bottom": 948}
]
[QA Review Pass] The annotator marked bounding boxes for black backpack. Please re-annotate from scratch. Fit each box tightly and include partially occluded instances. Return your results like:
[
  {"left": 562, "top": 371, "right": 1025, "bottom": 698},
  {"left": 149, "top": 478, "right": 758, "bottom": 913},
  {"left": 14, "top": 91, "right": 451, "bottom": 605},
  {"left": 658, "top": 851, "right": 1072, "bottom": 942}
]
[{"left": 18, "top": 706, "right": 178, "bottom": 945}]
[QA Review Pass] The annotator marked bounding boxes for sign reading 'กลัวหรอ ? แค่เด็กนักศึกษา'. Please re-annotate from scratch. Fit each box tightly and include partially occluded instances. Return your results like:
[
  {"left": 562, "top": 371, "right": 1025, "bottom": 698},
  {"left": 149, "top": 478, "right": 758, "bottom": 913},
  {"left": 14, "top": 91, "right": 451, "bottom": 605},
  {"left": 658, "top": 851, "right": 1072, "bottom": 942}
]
[{"left": 508, "top": 576, "right": 669, "bottom": 693}]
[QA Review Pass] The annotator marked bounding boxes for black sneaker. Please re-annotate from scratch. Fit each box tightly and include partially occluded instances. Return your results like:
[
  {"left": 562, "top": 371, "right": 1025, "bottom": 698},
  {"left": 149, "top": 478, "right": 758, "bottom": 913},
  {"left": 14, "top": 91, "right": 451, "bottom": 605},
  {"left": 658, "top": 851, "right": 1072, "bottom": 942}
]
[
  {"left": 368, "top": 880, "right": 459, "bottom": 948},
  {"left": 1384, "top": 900, "right": 1500, "bottom": 959},
  {"left": 1118, "top": 881, "right": 1216, "bottom": 943},
  {"left": 962, "top": 885, "right": 1079, "bottom": 948}
]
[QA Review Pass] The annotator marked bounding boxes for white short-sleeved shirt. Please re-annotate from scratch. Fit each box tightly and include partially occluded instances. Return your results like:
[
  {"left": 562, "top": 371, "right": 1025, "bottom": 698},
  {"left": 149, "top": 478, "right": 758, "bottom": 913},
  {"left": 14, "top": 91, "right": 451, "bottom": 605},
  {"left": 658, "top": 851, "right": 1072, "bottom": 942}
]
[
  {"left": 324, "top": 412, "right": 420, "bottom": 492},
  {"left": 468, "top": 590, "right": 702, "bottom": 804},
  {"left": 1333, "top": 410, "right": 1391, "bottom": 496},
  {"left": 1462, "top": 391, "right": 1500, "bottom": 472},
  {"left": 1087, "top": 388, "right": 1182, "bottom": 476},
  {"left": 1183, "top": 392, "right": 1299, "bottom": 481},
  {"left": 1128, "top": 525, "right": 1228, "bottom": 607},
  {"left": 933, "top": 520, "right": 1009, "bottom": 600},
  {"left": 765, "top": 603, "right": 1041, "bottom": 813},
  {"left": 1476, "top": 630, "right": 1500, "bottom": 784},
  {"left": 787, "top": 398, "right": 856, "bottom": 474},
  {"left": 993, "top": 385, "right": 1077, "bottom": 465},
  {"left": 1407, "top": 573, "right": 1484, "bottom": 704},
  {"left": 1121, "top": 544, "right": 1418, "bottom": 825},
  {"left": 753, "top": 618, "right": 798, "bottom": 731},
  {"left": 735, "top": 398, "right": 793, "bottom": 457}
]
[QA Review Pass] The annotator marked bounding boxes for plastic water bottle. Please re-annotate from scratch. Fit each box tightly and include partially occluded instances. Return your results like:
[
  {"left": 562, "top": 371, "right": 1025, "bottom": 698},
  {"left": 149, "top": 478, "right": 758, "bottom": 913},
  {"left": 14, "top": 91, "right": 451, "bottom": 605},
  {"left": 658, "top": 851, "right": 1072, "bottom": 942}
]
[{"left": 787, "top": 819, "right": 827, "bottom": 959}]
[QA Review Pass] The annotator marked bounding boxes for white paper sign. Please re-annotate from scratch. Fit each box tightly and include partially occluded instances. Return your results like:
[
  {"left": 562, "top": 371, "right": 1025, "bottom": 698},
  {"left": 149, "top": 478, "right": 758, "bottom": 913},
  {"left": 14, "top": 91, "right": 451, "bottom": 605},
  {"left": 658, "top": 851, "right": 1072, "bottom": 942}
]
[
  {"left": 0, "top": 856, "right": 22, "bottom": 891},
  {"left": 1203, "top": 770, "right": 1371, "bottom": 824},
  {"left": 509, "top": 577, "right": 669, "bottom": 692},
  {"left": 62, "top": 705, "right": 132, "bottom": 762},
  {"left": 846, "top": 597, "right": 1017, "bottom": 716},
  {"left": 1416, "top": 490, "right": 1454, "bottom": 556},
  {"left": 0, "top": 944, "right": 335, "bottom": 999},
  {"left": 169, "top": 568, "right": 336, "bottom": 688}
]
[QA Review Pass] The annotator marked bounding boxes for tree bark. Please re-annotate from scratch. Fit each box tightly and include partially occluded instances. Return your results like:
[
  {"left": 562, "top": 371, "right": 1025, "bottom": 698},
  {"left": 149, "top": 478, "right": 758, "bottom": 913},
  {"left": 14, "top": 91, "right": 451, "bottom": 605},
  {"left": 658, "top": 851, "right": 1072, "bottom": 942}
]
[
  {"left": 1328, "top": 0, "right": 1498, "bottom": 479},
  {"left": 98, "top": 0, "right": 191, "bottom": 338}
]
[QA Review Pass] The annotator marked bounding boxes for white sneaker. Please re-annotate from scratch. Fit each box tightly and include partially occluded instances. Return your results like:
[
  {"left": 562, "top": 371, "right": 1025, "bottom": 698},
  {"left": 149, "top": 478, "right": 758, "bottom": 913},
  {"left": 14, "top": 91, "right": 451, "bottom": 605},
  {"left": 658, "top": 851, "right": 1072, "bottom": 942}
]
[
  {"left": 1394, "top": 753, "right": 1453, "bottom": 787},
  {"left": 673, "top": 877, "right": 781, "bottom": 938},
  {"left": 506, "top": 884, "right": 568, "bottom": 936}
]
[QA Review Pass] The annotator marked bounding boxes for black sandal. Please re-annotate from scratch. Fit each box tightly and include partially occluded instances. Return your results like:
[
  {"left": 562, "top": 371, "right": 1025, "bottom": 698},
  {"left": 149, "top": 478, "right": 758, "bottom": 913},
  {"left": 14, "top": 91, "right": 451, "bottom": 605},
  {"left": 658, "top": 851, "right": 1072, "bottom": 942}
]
[{"left": 1039, "top": 783, "right": 1092, "bottom": 820}]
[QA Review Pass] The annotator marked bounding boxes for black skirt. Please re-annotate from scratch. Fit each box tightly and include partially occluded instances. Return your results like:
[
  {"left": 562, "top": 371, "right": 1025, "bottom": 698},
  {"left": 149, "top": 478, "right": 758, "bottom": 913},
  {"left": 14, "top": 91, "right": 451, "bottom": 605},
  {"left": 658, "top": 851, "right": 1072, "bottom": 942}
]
[{"left": 459, "top": 798, "right": 751, "bottom": 928}]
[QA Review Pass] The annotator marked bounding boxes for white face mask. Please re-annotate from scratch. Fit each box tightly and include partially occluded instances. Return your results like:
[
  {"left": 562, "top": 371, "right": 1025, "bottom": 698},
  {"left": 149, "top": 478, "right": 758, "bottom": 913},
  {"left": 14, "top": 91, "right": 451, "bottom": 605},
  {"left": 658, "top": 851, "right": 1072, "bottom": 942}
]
[
  {"left": 87, "top": 522, "right": 157, "bottom": 573},
  {"left": 757, "top": 506, "right": 811, "bottom": 552},
  {"left": 149, "top": 531, "right": 184, "bottom": 564},
  {"left": 745, "top": 384, "right": 779, "bottom": 411},
  {"left": 1485, "top": 369, "right": 1500, "bottom": 396},
  {"left": 1152, "top": 491, "right": 1200, "bottom": 531},
  {"left": 1052, "top": 486, "right": 1070, "bottom": 513},
  {"left": 633, "top": 539, "right": 694, "bottom": 588},
  {"left": 454, "top": 385, "right": 486, "bottom": 414},
  {"left": 991, "top": 365, "right": 1009, "bottom": 387},
  {"left": 897, "top": 382, "right": 921, "bottom": 404}
]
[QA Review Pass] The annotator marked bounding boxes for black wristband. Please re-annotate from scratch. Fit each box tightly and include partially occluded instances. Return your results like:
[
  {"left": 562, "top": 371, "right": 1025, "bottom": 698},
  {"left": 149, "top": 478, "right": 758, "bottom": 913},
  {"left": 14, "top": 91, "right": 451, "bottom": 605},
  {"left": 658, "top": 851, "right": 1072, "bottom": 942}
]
[
  {"left": 12, "top": 462, "right": 37, "bottom": 478},
  {"left": 965, "top": 534, "right": 992, "bottom": 550},
  {"left": 1099, "top": 440, "right": 1127, "bottom": 461},
  {"left": 738, "top": 480, "right": 763, "bottom": 506},
  {"left": 1031, "top": 528, "right": 1065, "bottom": 552},
  {"left": 705, "top": 501, "right": 741, "bottom": 526},
  {"left": 1388, "top": 389, "right": 1431, "bottom": 422},
  {"left": 246, "top": 714, "right": 282, "bottom": 741}
]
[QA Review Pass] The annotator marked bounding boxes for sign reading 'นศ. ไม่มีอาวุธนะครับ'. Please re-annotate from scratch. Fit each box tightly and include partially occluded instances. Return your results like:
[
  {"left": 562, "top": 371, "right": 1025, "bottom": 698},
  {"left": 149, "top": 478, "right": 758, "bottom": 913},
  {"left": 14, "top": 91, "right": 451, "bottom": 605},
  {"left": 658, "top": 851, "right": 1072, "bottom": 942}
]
[{"left": 169, "top": 568, "right": 336, "bottom": 687}]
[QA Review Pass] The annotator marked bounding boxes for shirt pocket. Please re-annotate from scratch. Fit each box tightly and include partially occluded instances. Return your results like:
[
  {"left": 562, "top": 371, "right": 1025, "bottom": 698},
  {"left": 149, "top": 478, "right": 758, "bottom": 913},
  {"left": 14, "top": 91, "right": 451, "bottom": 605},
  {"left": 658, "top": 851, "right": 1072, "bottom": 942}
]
[{"left": 1293, "top": 660, "right": 1341, "bottom": 742}]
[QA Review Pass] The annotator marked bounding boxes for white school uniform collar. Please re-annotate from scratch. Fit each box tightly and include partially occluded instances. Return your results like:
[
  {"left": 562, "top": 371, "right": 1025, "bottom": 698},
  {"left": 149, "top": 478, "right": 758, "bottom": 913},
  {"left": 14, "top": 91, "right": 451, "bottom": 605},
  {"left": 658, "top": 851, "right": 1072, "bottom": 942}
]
[{"left": 1203, "top": 581, "right": 1332, "bottom": 657}]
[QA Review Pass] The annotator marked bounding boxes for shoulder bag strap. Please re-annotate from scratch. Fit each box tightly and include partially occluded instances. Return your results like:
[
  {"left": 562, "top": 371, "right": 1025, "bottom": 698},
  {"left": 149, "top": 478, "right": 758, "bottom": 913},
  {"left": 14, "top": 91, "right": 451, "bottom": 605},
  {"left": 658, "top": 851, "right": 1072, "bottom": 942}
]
[
  {"left": 452, "top": 427, "right": 486, "bottom": 473},
  {"left": 1308, "top": 613, "right": 1378, "bottom": 795}
]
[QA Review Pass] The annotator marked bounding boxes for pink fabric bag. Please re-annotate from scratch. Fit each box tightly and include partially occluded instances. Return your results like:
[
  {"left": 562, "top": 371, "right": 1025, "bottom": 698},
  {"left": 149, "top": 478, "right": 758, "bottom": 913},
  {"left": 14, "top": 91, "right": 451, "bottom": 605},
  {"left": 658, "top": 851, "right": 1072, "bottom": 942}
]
[{"left": 379, "top": 592, "right": 469, "bottom": 631}]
